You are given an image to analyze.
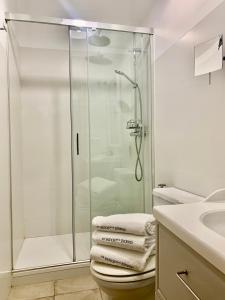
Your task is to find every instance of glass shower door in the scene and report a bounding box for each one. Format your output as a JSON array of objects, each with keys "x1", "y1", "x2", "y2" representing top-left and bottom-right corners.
[
  {"x1": 8, "y1": 15, "x2": 152, "y2": 270},
  {"x1": 69, "y1": 28, "x2": 91, "y2": 262},
  {"x1": 70, "y1": 27, "x2": 152, "y2": 261},
  {"x1": 8, "y1": 20, "x2": 74, "y2": 270},
  {"x1": 86, "y1": 29, "x2": 151, "y2": 220}
]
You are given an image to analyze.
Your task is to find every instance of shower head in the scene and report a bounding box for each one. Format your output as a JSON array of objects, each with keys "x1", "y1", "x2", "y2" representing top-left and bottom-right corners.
[
  {"x1": 89, "y1": 54, "x2": 112, "y2": 65},
  {"x1": 115, "y1": 70, "x2": 123, "y2": 75},
  {"x1": 88, "y1": 30, "x2": 110, "y2": 47},
  {"x1": 114, "y1": 70, "x2": 137, "y2": 87}
]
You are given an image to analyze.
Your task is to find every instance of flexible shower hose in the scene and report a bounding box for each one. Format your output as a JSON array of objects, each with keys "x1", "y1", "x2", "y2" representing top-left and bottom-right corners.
[
  {"x1": 134, "y1": 85, "x2": 143, "y2": 182},
  {"x1": 135, "y1": 134, "x2": 143, "y2": 181}
]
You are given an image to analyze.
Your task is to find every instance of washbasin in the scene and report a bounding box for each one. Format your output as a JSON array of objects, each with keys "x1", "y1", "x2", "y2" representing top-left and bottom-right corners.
[{"x1": 201, "y1": 210, "x2": 225, "y2": 238}]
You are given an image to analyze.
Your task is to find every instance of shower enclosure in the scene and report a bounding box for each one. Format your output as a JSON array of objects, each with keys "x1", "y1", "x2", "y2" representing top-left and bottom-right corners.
[{"x1": 6, "y1": 13, "x2": 153, "y2": 272}]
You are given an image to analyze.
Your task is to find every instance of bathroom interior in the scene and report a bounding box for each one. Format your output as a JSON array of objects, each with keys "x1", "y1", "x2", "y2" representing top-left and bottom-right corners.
[{"x1": 1, "y1": 0, "x2": 225, "y2": 299}]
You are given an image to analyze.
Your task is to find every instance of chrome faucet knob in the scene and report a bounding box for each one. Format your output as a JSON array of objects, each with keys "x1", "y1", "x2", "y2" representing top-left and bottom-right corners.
[{"x1": 126, "y1": 119, "x2": 138, "y2": 129}]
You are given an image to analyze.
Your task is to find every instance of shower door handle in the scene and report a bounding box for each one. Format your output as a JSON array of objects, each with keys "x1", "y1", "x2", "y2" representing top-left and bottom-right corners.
[{"x1": 76, "y1": 133, "x2": 79, "y2": 155}]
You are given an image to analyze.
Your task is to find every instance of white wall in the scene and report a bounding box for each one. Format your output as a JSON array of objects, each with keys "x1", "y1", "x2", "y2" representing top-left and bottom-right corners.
[
  {"x1": 145, "y1": 0, "x2": 224, "y2": 59},
  {"x1": 0, "y1": 31, "x2": 12, "y2": 300},
  {"x1": 155, "y1": 1, "x2": 225, "y2": 197},
  {"x1": 0, "y1": 1, "x2": 12, "y2": 299},
  {"x1": 20, "y1": 45, "x2": 72, "y2": 238}
]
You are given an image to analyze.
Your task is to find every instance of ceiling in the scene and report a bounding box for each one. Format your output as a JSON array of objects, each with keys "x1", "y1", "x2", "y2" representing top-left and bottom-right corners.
[
  {"x1": 11, "y1": 0, "x2": 155, "y2": 27},
  {"x1": 7, "y1": 0, "x2": 225, "y2": 58}
]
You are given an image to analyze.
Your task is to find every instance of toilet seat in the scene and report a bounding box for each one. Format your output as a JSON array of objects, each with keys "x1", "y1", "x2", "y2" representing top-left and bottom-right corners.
[{"x1": 91, "y1": 255, "x2": 155, "y2": 283}]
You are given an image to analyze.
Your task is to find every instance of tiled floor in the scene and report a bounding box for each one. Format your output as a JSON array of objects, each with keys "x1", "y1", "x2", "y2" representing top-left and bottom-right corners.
[{"x1": 9, "y1": 273, "x2": 107, "y2": 300}]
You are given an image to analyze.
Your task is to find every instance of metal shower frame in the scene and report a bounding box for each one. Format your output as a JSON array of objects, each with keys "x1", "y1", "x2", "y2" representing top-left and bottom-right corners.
[{"x1": 5, "y1": 13, "x2": 153, "y2": 34}]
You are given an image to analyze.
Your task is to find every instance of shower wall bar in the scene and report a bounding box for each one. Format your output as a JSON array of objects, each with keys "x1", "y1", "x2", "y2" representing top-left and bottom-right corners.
[{"x1": 5, "y1": 12, "x2": 153, "y2": 34}]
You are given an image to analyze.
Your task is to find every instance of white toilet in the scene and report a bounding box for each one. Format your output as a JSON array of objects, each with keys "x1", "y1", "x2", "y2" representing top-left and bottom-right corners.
[
  {"x1": 91, "y1": 256, "x2": 155, "y2": 300},
  {"x1": 90, "y1": 187, "x2": 204, "y2": 300}
]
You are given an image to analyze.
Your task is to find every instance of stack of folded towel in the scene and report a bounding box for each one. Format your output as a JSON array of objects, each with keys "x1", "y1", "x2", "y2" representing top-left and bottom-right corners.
[{"x1": 90, "y1": 213, "x2": 156, "y2": 272}]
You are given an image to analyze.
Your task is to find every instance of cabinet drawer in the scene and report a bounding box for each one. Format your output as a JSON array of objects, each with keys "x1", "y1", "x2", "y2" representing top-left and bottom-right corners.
[{"x1": 158, "y1": 225, "x2": 225, "y2": 300}]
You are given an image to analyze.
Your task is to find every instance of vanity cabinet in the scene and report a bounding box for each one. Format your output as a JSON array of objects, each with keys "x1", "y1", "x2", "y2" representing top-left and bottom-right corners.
[{"x1": 156, "y1": 224, "x2": 225, "y2": 300}]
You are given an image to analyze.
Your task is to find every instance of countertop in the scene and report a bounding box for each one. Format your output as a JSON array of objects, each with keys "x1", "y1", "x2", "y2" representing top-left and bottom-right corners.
[{"x1": 153, "y1": 202, "x2": 225, "y2": 275}]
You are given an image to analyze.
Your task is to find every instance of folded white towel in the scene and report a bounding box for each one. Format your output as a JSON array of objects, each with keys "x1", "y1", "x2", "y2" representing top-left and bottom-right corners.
[
  {"x1": 92, "y1": 213, "x2": 156, "y2": 236},
  {"x1": 90, "y1": 244, "x2": 155, "y2": 271},
  {"x1": 92, "y1": 231, "x2": 155, "y2": 253}
]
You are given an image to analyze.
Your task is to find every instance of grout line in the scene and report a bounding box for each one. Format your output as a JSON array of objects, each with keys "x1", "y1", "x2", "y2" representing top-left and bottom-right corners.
[
  {"x1": 99, "y1": 288, "x2": 104, "y2": 300},
  {"x1": 53, "y1": 280, "x2": 56, "y2": 296}
]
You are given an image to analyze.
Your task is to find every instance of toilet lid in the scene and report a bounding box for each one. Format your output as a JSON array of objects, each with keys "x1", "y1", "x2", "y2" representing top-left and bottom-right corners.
[{"x1": 91, "y1": 255, "x2": 155, "y2": 277}]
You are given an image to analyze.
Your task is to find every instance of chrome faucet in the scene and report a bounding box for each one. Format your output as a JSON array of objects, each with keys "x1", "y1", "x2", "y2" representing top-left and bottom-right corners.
[{"x1": 126, "y1": 119, "x2": 142, "y2": 137}]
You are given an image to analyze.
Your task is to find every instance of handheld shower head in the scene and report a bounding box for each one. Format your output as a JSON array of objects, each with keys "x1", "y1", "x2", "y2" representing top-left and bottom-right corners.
[
  {"x1": 115, "y1": 69, "x2": 123, "y2": 75},
  {"x1": 114, "y1": 69, "x2": 137, "y2": 87}
]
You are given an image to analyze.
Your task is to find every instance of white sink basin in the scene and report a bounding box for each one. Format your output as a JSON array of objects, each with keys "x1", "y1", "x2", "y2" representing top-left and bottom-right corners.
[
  {"x1": 201, "y1": 210, "x2": 225, "y2": 238},
  {"x1": 154, "y1": 202, "x2": 225, "y2": 276}
]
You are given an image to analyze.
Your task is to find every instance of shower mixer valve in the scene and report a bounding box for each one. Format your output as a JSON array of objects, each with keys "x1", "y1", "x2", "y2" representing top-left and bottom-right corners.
[{"x1": 126, "y1": 119, "x2": 142, "y2": 136}]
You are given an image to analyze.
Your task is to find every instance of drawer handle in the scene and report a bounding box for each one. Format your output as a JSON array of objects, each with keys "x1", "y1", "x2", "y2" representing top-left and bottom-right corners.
[{"x1": 176, "y1": 270, "x2": 201, "y2": 300}]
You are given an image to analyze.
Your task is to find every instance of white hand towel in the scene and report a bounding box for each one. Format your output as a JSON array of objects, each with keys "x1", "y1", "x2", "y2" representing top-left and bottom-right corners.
[
  {"x1": 92, "y1": 231, "x2": 155, "y2": 253},
  {"x1": 92, "y1": 213, "x2": 156, "y2": 236},
  {"x1": 90, "y1": 244, "x2": 155, "y2": 271}
]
